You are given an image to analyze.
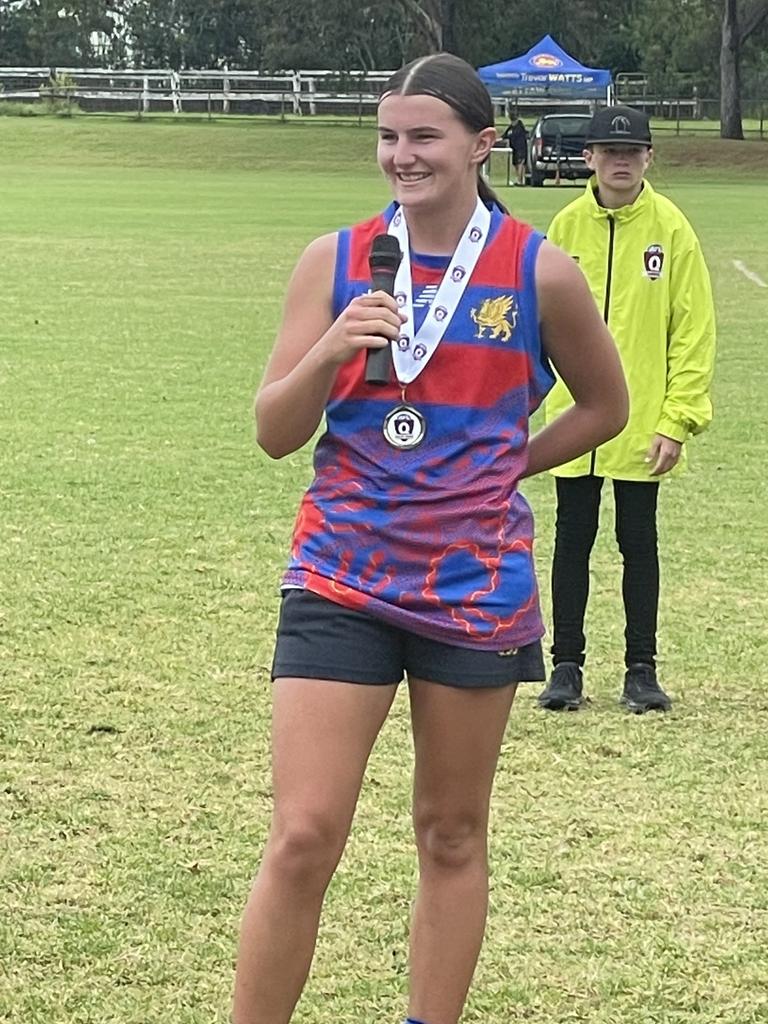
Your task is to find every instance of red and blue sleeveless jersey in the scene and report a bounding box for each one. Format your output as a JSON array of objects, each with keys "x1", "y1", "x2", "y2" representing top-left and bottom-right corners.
[{"x1": 282, "y1": 203, "x2": 555, "y2": 650}]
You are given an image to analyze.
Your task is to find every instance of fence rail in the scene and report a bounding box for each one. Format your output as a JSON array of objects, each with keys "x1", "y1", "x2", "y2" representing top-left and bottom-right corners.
[
  {"x1": 0, "y1": 66, "x2": 396, "y2": 117},
  {"x1": 1, "y1": 66, "x2": 766, "y2": 136}
]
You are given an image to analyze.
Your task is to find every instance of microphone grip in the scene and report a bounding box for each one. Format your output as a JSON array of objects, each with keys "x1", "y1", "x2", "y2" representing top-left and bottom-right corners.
[{"x1": 365, "y1": 269, "x2": 397, "y2": 386}]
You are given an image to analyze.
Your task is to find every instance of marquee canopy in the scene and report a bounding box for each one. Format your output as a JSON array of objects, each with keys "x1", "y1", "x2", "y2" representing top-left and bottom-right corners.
[{"x1": 478, "y1": 35, "x2": 612, "y2": 99}]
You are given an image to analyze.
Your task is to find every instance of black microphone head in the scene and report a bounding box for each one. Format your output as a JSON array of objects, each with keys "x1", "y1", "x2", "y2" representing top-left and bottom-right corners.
[{"x1": 369, "y1": 233, "x2": 402, "y2": 273}]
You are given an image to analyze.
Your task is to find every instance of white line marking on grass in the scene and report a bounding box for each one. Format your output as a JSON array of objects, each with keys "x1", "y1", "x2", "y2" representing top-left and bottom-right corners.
[{"x1": 732, "y1": 260, "x2": 767, "y2": 287}]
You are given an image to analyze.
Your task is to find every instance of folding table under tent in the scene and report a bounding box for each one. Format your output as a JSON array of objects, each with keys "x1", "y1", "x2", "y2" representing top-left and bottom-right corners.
[{"x1": 478, "y1": 34, "x2": 613, "y2": 102}]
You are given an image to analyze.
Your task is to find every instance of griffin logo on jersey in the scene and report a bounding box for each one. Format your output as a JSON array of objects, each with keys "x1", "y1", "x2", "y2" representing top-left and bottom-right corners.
[{"x1": 470, "y1": 295, "x2": 518, "y2": 341}]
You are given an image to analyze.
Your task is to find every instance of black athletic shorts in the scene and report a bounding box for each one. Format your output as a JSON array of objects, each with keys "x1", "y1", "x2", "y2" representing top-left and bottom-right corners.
[{"x1": 271, "y1": 589, "x2": 545, "y2": 689}]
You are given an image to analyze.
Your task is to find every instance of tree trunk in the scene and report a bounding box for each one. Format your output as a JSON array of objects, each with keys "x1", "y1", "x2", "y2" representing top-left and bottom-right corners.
[
  {"x1": 720, "y1": 0, "x2": 744, "y2": 139},
  {"x1": 442, "y1": 0, "x2": 456, "y2": 52},
  {"x1": 397, "y1": 0, "x2": 442, "y2": 51}
]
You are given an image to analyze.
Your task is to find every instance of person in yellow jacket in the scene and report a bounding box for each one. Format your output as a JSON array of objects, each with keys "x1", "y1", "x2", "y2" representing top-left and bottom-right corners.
[{"x1": 537, "y1": 105, "x2": 716, "y2": 713}]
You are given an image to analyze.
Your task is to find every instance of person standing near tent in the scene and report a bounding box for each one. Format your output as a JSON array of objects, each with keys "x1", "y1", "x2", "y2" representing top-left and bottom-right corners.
[
  {"x1": 537, "y1": 105, "x2": 716, "y2": 714},
  {"x1": 501, "y1": 113, "x2": 528, "y2": 185},
  {"x1": 233, "y1": 54, "x2": 628, "y2": 1024}
]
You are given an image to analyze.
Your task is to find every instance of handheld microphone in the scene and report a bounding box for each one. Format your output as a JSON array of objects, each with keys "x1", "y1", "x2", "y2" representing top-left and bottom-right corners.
[{"x1": 365, "y1": 234, "x2": 402, "y2": 386}]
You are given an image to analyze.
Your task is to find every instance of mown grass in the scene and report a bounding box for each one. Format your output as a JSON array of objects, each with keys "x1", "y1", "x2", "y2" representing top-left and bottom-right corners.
[{"x1": 1, "y1": 118, "x2": 767, "y2": 1023}]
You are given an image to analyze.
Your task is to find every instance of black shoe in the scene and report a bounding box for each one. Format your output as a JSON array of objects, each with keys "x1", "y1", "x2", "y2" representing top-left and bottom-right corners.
[
  {"x1": 538, "y1": 662, "x2": 584, "y2": 710},
  {"x1": 620, "y1": 663, "x2": 672, "y2": 713}
]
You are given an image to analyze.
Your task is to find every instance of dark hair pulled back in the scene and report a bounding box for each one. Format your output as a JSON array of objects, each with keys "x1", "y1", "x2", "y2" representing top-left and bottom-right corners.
[{"x1": 381, "y1": 53, "x2": 508, "y2": 214}]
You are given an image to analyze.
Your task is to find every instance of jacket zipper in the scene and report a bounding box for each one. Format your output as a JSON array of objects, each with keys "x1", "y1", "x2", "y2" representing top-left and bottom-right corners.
[{"x1": 590, "y1": 214, "x2": 616, "y2": 476}]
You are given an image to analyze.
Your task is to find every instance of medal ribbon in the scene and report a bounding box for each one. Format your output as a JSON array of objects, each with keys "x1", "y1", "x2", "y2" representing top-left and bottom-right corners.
[{"x1": 387, "y1": 197, "x2": 491, "y2": 385}]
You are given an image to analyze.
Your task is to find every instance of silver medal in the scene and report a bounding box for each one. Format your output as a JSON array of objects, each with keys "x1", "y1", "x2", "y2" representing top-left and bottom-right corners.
[{"x1": 383, "y1": 404, "x2": 426, "y2": 449}]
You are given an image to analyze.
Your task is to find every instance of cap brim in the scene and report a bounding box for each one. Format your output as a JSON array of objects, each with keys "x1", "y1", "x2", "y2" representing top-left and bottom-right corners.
[{"x1": 585, "y1": 137, "x2": 651, "y2": 146}]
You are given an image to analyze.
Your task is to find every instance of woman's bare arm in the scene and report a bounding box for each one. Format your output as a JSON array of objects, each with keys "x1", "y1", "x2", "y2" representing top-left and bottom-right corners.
[
  {"x1": 256, "y1": 233, "x2": 404, "y2": 459},
  {"x1": 525, "y1": 241, "x2": 628, "y2": 478}
]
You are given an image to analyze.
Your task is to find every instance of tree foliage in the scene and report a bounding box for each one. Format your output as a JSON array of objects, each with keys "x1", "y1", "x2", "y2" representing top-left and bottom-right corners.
[
  {"x1": 123, "y1": 0, "x2": 268, "y2": 69},
  {"x1": 0, "y1": 0, "x2": 767, "y2": 126}
]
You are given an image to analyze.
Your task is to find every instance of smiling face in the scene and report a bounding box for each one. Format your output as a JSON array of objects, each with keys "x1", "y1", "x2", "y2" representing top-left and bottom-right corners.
[
  {"x1": 377, "y1": 92, "x2": 496, "y2": 215},
  {"x1": 584, "y1": 143, "x2": 653, "y2": 207}
]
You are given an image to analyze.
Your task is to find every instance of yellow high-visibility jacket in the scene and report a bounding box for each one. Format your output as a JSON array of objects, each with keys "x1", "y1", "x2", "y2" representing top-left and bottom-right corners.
[{"x1": 544, "y1": 178, "x2": 716, "y2": 480}]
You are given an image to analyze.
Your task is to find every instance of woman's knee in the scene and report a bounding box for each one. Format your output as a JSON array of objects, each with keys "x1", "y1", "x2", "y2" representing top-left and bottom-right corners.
[
  {"x1": 264, "y1": 812, "x2": 348, "y2": 889},
  {"x1": 413, "y1": 809, "x2": 487, "y2": 871}
]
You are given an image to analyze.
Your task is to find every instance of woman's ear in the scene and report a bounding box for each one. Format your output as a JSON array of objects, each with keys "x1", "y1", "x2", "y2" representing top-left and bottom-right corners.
[{"x1": 472, "y1": 126, "x2": 498, "y2": 165}]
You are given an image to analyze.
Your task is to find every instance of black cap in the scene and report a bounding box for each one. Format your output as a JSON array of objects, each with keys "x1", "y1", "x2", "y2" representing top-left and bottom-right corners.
[{"x1": 586, "y1": 105, "x2": 652, "y2": 147}]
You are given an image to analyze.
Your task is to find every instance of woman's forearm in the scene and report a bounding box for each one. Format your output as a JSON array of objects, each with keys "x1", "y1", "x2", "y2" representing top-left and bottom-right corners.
[
  {"x1": 523, "y1": 402, "x2": 626, "y2": 478},
  {"x1": 255, "y1": 344, "x2": 341, "y2": 459}
]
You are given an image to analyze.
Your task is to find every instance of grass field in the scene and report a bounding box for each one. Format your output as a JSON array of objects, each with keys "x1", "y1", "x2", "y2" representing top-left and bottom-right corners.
[{"x1": 1, "y1": 118, "x2": 767, "y2": 1024}]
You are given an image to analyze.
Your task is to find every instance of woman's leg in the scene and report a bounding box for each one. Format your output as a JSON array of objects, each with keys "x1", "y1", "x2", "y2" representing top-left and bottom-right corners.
[
  {"x1": 232, "y1": 677, "x2": 397, "y2": 1024},
  {"x1": 406, "y1": 679, "x2": 517, "y2": 1024}
]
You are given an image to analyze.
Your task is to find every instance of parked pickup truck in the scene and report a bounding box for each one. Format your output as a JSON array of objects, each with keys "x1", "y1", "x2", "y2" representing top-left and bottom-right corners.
[{"x1": 527, "y1": 112, "x2": 592, "y2": 187}]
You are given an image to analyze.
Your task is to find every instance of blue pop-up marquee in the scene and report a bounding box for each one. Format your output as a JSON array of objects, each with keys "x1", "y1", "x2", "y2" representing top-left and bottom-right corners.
[{"x1": 478, "y1": 35, "x2": 612, "y2": 99}]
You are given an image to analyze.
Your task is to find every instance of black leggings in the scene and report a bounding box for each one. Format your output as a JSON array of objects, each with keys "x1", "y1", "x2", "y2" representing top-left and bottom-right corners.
[{"x1": 551, "y1": 476, "x2": 660, "y2": 669}]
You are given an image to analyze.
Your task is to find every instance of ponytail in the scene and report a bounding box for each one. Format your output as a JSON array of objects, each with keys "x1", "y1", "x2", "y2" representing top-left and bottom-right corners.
[{"x1": 478, "y1": 172, "x2": 509, "y2": 215}]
